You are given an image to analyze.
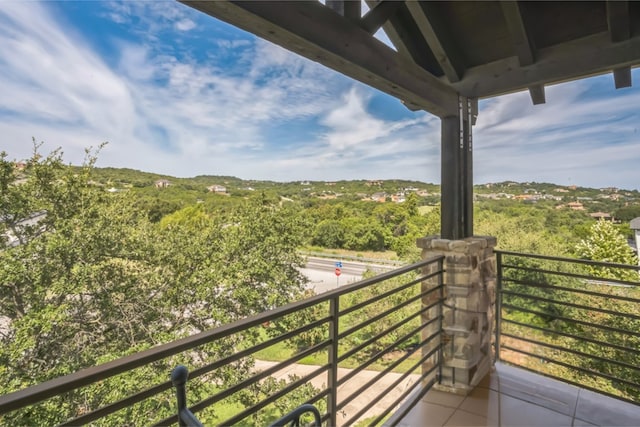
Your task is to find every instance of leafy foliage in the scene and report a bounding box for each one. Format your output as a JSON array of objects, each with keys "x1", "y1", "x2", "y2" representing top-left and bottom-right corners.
[
  {"x1": 575, "y1": 220, "x2": 638, "y2": 281},
  {"x1": 0, "y1": 146, "x2": 311, "y2": 424}
]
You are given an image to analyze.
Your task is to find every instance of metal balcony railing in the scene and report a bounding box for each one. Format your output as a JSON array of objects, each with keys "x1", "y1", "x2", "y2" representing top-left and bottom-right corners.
[
  {"x1": 0, "y1": 256, "x2": 445, "y2": 426},
  {"x1": 495, "y1": 250, "x2": 640, "y2": 404}
]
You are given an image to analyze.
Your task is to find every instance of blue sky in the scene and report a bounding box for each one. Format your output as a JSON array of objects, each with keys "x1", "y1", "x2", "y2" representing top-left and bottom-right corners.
[{"x1": 1, "y1": 1, "x2": 639, "y2": 189}]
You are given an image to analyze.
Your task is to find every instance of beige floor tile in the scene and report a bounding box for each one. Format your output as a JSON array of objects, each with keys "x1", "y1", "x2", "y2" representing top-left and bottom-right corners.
[
  {"x1": 475, "y1": 368, "x2": 500, "y2": 392},
  {"x1": 572, "y1": 418, "x2": 597, "y2": 426},
  {"x1": 392, "y1": 401, "x2": 457, "y2": 427},
  {"x1": 458, "y1": 387, "x2": 500, "y2": 421},
  {"x1": 495, "y1": 365, "x2": 579, "y2": 416},
  {"x1": 500, "y1": 394, "x2": 573, "y2": 426},
  {"x1": 574, "y1": 389, "x2": 640, "y2": 427},
  {"x1": 423, "y1": 389, "x2": 466, "y2": 408},
  {"x1": 444, "y1": 409, "x2": 489, "y2": 426}
]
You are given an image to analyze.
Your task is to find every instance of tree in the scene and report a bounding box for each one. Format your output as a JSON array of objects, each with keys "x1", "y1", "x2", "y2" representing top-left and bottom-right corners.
[
  {"x1": 311, "y1": 219, "x2": 346, "y2": 248},
  {"x1": 575, "y1": 219, "x2": 638, "y2": 281},
  {"x1": 0, "y1": 145, "x2": 309, "y2": 425}
]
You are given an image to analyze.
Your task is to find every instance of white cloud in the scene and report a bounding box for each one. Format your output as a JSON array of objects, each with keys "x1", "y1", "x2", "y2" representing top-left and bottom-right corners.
[
  {"x1": 1, "y1": 1, "x2": 638, "y2": 190},
  {"x1": 175, "y1": 18, "x2": 196, "y2": 32},
  {"x1": 474, "y1": 75, "x2": 640, "y2": 188}
]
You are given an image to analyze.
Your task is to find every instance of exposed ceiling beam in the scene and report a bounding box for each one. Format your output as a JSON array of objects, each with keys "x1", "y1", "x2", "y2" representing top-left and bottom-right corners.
[
  {"x1": 405, "y1": 1, "x2": 465, "y2": 82},
  {"x1": 182, "y1": 1, "x2": 458, "y2": 117},
  {"x1": 326, "y1": 0, "x2": 361, "y2": 22},
  {"x1": 452, "y1": 32, "x2": 640, "y2": 99},
  {"x1": 364, "y1": 0, "x2": 444, "y2": 77},
  {"x1": 528, "y1": 85, "x2": 546, "y2": 105},
  {"x1": 359, "y1": 1, "x2": 403, "y2": 35},
  {"x1": 500, "y1": 1, "x2": 535, "y2": 66},
  {"x1": 607, "y1": 0, "x2": 630, "y2": 43},
  {"x1": 613, "y1": 67, "x2": 632, "y2": 88}
]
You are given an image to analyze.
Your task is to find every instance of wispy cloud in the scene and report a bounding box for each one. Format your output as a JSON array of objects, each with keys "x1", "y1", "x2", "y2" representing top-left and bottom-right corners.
[
  {"x1": 0, "y1": 1, "x2": 638, "y2": 190},
  {"x1": 474, "y1": 75, "x2": 640, "y2": 188}
]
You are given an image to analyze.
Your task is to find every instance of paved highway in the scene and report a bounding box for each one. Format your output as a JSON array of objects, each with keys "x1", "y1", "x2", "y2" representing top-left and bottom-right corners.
[{"x1": 301, "y1": 257, "x2": 396, "y2": 294}]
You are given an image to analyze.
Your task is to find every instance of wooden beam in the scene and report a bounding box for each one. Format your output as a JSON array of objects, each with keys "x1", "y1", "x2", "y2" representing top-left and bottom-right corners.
[
  {"x1": 326, "y1": 0, "x2": 361, "y2": 22},
  {"x1": 452, "y1": 33, "x2": 640, "y2": 99},
  {"x1": 364, "y1": 0, "x2": 444, "y2": 77},
  {"x1": 359, "y1": 1, "x2": 403, "y2": 35},
  {"x1": 613, "y1": 67, "x2": 632, "y2": 88},
  {"x1": 405, "y1": 1, "x2": 465, "y2": 82},
  {"x1": 500, "y1": 1, "x2": 535, "y2": 66},
  {"x1": 182, "y1": 0, "x2": 458, "y2": 117},
  {"x1": 607, "y1": 0, "x2": 630, "y2": 43},
  {"x1": 528, "y1": 84, "x2": 546, "y2": 105}
]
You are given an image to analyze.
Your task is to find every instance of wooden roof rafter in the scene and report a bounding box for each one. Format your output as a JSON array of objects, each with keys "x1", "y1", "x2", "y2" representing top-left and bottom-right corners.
[
  {"x1": 607, "y1": 0, "x2": 633, "y2": 88},
  {"x1": 405, "y1": 1, "x2": 466, "y2": 83},
  {"x1": 499, "y1": 1, "x2": 545, "y2": 104},
  {"x1": 183, "y1": 0, "x2": 640, "y2": 115},
  {"x1": 183, "y1": 0, "x2": 458, "y2": 117}
]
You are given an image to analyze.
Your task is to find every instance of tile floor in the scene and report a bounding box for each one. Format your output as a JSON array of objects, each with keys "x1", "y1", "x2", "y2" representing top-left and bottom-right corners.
[{"x1": 385, "y1": 363, "x2": 639, "y2": 426}]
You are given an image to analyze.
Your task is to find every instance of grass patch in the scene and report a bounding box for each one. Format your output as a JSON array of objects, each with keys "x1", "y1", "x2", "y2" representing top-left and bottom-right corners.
[
  {"x1": 301, "y1": 246, "x2": 400, "y2": 261},
  {"x1": 255, "y1": 337, "x2": 423, "y2": 375},
  {"x1": 418, "y1": 205, "x2": 436, "y2": 214}
]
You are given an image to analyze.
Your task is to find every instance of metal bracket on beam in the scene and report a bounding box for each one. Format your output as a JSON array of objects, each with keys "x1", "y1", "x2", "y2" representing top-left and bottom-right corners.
[
  {"x1": 613, "y1": 67, "x2": 632, "y2": 89},
  {"x1": 326, "y1": 0, "x2": 361, "y2": 22},
  {"x1": 528, "y1": 84, "x2": 546, "y2": 105}
]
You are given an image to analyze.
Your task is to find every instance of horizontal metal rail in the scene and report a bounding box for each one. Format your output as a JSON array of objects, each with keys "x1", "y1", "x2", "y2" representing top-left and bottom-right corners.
[
  {"x1": 373, "y1": 364, "x2": 438, "y2": 427},
  {"x1": 502, "y1": 360, "x2": 640, "y2": 406},
  {"x1": 501, "y1": 289, "x2": 640, "y2": 320},
  {"x1": 501, "y1": 332, "x2": 640, "y2": 374},
  {"x1": 496, "y1": 250, "x2": 640, "y2": 404},
  {"x1": 501, "y1": 274, "x2": 640, "y2": 304},
  {"x1": 1, "y1": 255, "x2": 445, "y2": 426},
  {"x1": 342, "y1": 345, "x2": 440, "y2": 426},
  {"x1": 501, "y1": 343, "x2": 640, "y2": 391},
  {"x1": 502, "y1": 318, "x2": 639, "y2": 355},
  {"x1": 496, "y1": 250, "x2": 640, "y2": 272},
  {"x1": 502, "y1": 303, "x2": 640, "y2": 338},
  {"x1": 501, "y1": 263, "x2": 640, "y2": 288}
]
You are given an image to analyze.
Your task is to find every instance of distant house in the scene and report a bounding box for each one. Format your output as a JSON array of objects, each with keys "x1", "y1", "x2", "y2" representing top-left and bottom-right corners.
[
  {"x1": 554, "y1": 188, "x2": 569, "y2": 193},
  {"x1": 567, "y1": 202, "x2": 585, "y2": 210},
  {"x1": 391, "y1": 193, "x2": 406, "y2": 203},
  {"x1": 154, "y1": 179, "x2": 171, "y2": 188},
  {"x1": 590, "y1": 212, "x2": 613, "y2": 221},
  {"x1": 208, "y1": 185, "x2": 227, "y2": 194},
  {"x1": 371, "y1": 192, "x2": 387, "y2": 202},
  {"x1": 14, "y1": 161, "x2": 27, "y2": 171}
]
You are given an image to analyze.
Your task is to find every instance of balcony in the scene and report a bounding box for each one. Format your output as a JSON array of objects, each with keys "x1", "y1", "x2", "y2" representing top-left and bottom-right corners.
[{"x1": 0, "y1": 247, "x2": 638, "y2": 426}]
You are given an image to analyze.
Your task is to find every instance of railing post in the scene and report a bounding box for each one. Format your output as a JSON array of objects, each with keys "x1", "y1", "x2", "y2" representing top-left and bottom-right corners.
[
  {"x1": 495, "y1": 252, "x2": 503, "y2": 362},
  {"x1": 171, "y1": 365, "x2": 204, "y2": 427},
  {"x1": 437, "y1": 258, "x2": 444, "y2": 384},
  {"x1": 171, "y1": 365, "x2": 189, "y2": 427},
  {"x1": 328, "y1": 296, "x2": 340, "y2": 427}
]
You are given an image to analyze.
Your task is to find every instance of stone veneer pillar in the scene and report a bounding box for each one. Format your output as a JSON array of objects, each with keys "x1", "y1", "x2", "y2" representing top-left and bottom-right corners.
[{"x1": 417, "y1": 235, "x2": 497, "y2": 394}]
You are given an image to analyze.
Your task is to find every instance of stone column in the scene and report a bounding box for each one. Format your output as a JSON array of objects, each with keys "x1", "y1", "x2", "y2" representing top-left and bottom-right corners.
[{"x1": 417, "y1": 235, "x2": 497, "y2": 394}]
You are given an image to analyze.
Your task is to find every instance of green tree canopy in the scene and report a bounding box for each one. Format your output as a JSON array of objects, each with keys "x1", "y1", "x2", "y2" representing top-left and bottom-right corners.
[
  {"x1": 575, "y1": 219, "x2": 638, "y2": 281},
  {"x1": 0, "y1": 146, "x2": 308, "y2": 424}
]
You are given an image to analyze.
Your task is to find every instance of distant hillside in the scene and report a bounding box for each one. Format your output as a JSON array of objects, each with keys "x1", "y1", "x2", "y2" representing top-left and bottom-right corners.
[{"x1": 84, "y1": 166, "x2": 640, "y2": 198}]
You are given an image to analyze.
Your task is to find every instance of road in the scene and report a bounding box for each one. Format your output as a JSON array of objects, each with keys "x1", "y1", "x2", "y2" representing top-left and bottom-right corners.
[{"x1": 300, "y1": 257, "x2": 396, "y2": 294}]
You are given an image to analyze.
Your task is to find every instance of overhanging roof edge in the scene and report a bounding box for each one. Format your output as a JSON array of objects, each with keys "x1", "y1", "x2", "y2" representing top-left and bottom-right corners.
[{"x1": 181, "y1": 0, "x2": 459, "y2": 117}]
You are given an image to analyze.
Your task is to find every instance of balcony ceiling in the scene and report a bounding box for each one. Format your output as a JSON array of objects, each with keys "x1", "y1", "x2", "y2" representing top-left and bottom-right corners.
[{"x1": 181, "y1": 1, "x2": 640, "y2": 118}]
